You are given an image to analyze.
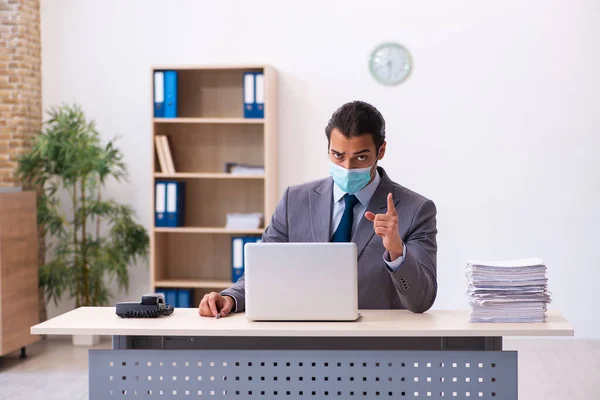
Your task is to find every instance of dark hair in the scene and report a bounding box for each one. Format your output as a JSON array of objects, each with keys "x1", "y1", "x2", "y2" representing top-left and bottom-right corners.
[{"x1": 325, "y1": 101, "x2": 386, "y2": 151}]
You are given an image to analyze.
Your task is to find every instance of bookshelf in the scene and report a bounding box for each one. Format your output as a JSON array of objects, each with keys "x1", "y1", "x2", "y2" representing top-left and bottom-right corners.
[{"x1": 150, "y1": 65, "x2": 277, "y2": 302}]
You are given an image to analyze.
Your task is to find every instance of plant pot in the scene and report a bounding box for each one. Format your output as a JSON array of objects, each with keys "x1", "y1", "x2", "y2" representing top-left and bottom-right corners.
[{"x1": 72, "y1": 334, "x2": 100, "y2": 347}]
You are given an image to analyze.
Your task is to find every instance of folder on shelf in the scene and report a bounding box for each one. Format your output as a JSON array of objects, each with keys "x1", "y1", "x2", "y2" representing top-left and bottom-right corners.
[
  {"x1": 231, "y1": 237, "x2": 244, "y2": 282},
  {"x1": 177, "y1": 289, "x2": 193, "y2": 308},
  {"x1": 243, "y1": 72, "x2": 265, "y2": 119},
  {"x1": 164, "y1": 70, "x2": 178, "y2": 118},
  {"x1": 156, "y1": 288, "x2": 178, "y2": 308},
  {"x1": 231, "y1": 236, "x2": 262, "y2": 282},
  {"x1": 243, "y1": 72, "x2": 255, "y2": 118},
  {"x1": 154, "y1": 71, "x2": 165, "y2": 118},
  {"x1": 255, "y1": 72, "x2": 265, "y2": 118},
  {"x1": 154, "y1": 182, "x2": 167, "y2": 227},
  {"x1": 165, "y1": 181, "x2": 185, "y2": 227}
]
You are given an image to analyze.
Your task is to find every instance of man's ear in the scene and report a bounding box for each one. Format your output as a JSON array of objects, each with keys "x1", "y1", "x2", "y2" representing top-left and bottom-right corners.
[{"x1": 378, "y1": 141, "x2": 387, "y2": 160}]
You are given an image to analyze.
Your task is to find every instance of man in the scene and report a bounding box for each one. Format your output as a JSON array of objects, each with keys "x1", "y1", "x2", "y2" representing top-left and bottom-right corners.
[{"x1": 198, "y1": 101, "x2": 438, "y2": 317}]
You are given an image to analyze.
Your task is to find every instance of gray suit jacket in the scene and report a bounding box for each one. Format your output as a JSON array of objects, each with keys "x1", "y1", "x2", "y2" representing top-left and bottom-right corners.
[{"x1": 221, "y1": 167, "x2": 438, "y2": 313}]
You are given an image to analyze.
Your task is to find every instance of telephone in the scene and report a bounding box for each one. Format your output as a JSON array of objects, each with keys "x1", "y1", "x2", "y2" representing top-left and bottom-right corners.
[{"x1": 116, "y1": 293, "x2": 175, "y2": 318}]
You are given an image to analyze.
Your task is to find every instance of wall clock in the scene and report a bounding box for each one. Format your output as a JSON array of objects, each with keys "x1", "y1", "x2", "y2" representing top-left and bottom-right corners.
[{"x1": 369, "y1": 42, "x2": 412, "y2": 86}]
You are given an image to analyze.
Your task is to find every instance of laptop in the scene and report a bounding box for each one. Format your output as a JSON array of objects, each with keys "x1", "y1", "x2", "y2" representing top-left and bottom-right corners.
[{"x1": 244, "y1": 242, "x2": 359, "y2": 321}]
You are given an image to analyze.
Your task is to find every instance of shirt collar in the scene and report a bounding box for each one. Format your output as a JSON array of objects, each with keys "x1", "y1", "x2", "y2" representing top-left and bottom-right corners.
[{"x1": 333, "y1": 169, "x2": 381, "y2": 208}]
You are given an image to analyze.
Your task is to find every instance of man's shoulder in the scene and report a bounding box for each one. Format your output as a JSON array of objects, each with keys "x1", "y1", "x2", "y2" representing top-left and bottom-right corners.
[
  {"x1": 382, "y1": 170, "x2": 435, "y2": 211},
  {"x1": 285, "y1": 176, "x2": 332, "y2": 197},
  {"x1": 391, "y1": 180, "x2": 432, "y2": 205}
]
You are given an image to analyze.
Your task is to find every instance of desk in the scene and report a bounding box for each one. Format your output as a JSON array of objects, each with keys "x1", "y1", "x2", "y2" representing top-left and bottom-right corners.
[{"x1": 31, "y1": 308, "x2": 573, "y2": 399}]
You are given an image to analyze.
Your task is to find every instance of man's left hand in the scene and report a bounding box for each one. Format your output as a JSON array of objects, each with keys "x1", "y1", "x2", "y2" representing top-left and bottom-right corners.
[{"x1": 365, "y1": 193, "x2": 404, "y2": 261}]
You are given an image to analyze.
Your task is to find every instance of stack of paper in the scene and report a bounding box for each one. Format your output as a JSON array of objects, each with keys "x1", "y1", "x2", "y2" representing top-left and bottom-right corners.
[
  {"x1": 230, "y1": 165, "x2": 265, "y2": 176},
  {"x1": 465, "y1": 257, "x2": 551, "y2": 323},
  {"x1": 225, "y1": 213, "x2": 263, "y2": 230}
]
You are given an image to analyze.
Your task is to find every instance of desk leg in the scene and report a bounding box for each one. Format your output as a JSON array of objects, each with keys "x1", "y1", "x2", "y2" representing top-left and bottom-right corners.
[{"x1": 92, "y1": 336, "x2": 516, "y2": 399}]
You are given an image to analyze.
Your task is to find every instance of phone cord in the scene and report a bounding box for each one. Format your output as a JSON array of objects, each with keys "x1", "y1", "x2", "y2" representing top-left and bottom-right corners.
[{"x1": 116, "y1": 304, "x2": 175, "y2": 318}]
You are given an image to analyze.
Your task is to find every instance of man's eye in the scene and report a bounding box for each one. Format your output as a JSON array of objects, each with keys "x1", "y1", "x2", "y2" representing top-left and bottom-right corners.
[
  {"x1": 333, "y1": 153, "x2": 342, "y2": 159},
  {"x1": 357, "y1": 155, "x2": 367, "y2": 161}
]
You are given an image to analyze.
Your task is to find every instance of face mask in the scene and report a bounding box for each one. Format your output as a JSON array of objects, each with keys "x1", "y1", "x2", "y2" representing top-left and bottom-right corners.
[{"x1": 329, "y1": 159, "x2": 376, "y2": 194}]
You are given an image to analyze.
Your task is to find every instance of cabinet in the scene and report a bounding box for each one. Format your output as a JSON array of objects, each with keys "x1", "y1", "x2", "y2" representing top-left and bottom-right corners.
[{"x1": 0, "y1": 191, "x2": 39, "y2": 356}]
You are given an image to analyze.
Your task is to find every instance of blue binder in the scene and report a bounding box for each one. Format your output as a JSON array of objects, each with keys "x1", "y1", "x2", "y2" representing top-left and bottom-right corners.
[
  {"x1": 157, "y1": 288, "x2": 178, "y2": 308},
  {"x1": 243, "y1": 72, "x2": 265, "y2": 118},
  {"x1": 243, "y1": 72, "x2": 255, "y2": 118},
  {"x1": 164, "y1": 70, "x2": 178, "y2": 118},
  {"x1": 154, "y1": 182, "x2": 167, "y2": 227},
  {"x1": 231, "y1": 236, "x2": 244, "y2": 282},
  {"x1": 254, "y1": 72, "x2": 264, "y2": 118},
  {"x1": 231, "y1": 236, "x2": 262, "y2": 282},
  {"x1": 177, "y1": 289, "x2": 193, "y2": 308},
  {"x1": 154, "y1": 71, "x2": 165, "y2": 118},
  {"x1": 165, "y1": 181, "x2": 185, "y2": 227}
]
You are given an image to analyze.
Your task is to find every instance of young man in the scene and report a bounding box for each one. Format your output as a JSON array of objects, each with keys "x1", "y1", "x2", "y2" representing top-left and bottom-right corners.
[{"x1": 198, "y1": 101, "x2": 438, "y2": 317}]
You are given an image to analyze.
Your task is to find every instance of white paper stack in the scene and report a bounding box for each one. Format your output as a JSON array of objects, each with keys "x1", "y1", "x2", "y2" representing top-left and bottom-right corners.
[
  {"x1": 225, "y1": 213, "x2": 264, "y2": 230},
  {"x1": 465, "y1": 257, "x2": 551, "y2": 323},
  {"x1": 230, "y1": 165, "x2": 265, "y2": 176}
]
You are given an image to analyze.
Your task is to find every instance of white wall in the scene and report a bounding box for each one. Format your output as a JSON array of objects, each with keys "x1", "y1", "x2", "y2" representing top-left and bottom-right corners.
[{"x1": 40, "y1": 0, "x2": 600, "y2": 338}]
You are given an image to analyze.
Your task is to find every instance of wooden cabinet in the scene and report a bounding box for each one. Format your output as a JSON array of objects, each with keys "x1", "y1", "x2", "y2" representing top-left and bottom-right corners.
[{"x1": 0, "y1": 191, "x2": 40, "y2": 356}]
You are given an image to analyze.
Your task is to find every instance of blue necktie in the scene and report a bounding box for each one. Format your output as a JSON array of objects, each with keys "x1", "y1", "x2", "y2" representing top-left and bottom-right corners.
[{"x1": 331, "y1": 194, "x2": 360, "y2": 242}]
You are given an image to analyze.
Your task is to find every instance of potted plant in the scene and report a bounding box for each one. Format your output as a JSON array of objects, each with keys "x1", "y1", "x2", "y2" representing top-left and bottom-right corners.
[{"x1": 16, "y1": 103, "x2": 149, "y2": 345}]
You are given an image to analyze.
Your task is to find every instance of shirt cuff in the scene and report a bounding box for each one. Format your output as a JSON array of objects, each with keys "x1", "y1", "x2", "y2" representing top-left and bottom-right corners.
[
  {"x1": 383, "y1": 247, "x2": 407, "y2": 272},
  {"x1": 220, "y1": 292, "x2": 238, "y2": 313}
]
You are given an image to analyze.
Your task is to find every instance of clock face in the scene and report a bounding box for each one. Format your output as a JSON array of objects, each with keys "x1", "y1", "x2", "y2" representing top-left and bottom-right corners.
[{"x1": 369, "y1": 42, "x2": 412, "y2": 86}]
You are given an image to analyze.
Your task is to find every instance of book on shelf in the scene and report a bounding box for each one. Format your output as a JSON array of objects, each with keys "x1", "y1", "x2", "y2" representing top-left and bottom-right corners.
[{"x1": 155, "y1": 134, "x2": 175, "y2": 174}]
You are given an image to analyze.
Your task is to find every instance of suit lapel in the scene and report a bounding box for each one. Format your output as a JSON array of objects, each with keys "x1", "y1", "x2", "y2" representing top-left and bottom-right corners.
[
  {"x1": 352, "y1": 167, "x2": 399, "y2": 257},
  {"x1": 309, "y1": 178, "x2": 333, "y2": 242}
]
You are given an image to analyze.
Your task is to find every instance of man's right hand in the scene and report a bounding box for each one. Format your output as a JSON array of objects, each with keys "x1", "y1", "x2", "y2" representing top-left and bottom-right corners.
[{"x1": 198, "y1": 292, "x2": 235, "y2": 317}]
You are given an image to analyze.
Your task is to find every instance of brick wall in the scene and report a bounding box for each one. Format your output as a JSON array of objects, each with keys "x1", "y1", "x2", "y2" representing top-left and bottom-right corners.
[
  {"x1": 0, "y1": 0, "x2": 42, "y2": 186},
  {"x1": 0, "y1": 0, "x2": 45, "y2": 322}
]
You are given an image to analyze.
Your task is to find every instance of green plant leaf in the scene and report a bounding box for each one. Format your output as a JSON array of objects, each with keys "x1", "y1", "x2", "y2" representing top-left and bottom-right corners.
[{"x1": 16, "y1": 103, "x2": 149, "y2": 307}]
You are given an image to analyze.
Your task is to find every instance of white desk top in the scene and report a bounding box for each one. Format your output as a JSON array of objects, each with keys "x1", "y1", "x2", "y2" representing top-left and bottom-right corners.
[{"x1": 30, "y1": 307, "x2": 573, "y2": 338}]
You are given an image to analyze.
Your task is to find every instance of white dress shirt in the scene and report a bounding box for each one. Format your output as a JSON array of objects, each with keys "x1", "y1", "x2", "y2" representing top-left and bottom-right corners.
[{"x1": 331, "y1": 170, "x2": 406, "y2": 271}]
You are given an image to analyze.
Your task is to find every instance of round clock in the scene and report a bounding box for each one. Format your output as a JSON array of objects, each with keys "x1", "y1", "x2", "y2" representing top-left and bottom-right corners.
[{"x1": 369, "y1": 42, "x2": 412, "y2": 86}]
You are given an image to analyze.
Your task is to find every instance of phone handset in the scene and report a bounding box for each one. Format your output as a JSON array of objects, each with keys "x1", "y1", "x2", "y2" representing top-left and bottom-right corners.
[{"x1": 116, "y1": 293, "x2": 175, "y2": 318}]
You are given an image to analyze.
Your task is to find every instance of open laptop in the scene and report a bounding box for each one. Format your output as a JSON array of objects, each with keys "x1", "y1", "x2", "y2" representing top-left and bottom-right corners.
[{"x1": 244, "y1": 242, "x2": 359, "y2": 321}]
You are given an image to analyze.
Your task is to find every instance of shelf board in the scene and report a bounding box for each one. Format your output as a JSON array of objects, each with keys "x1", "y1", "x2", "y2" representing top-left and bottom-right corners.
[
  {"x1": 154, "y1": 173, "x2": 264, "y2": 179},
  {"x1": 154, "y1": 117, "x2": 264, "y2": 124},
  {"x1": 154, "y1": 279, "x2": 233, "y2": 289},
  {"x1": 152, "y1": 64, "x2": 267, "y2": 71},
  {"x1": 154, "y1": 227, "x2": 264, "y2": 234}
]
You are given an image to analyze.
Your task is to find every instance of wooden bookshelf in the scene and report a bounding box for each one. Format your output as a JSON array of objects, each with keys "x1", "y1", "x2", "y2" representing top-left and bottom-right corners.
[{"x1": 150, "y1": 65, "x2": 277, "y2": 297}]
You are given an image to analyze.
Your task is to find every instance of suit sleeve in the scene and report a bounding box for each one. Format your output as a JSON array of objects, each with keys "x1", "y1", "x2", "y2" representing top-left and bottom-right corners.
[
  {"x1": 387, "y1": 199, "x2": 438, "y2": 313},
  {"x1": 220, "y1": 187, "x2": 290, "y2": 312}
]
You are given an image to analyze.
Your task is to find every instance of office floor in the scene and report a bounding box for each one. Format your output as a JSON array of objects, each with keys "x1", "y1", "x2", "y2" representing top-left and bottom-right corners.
[{"x1": 0, "y1": 337, "x2": 598, "y2": 400}]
